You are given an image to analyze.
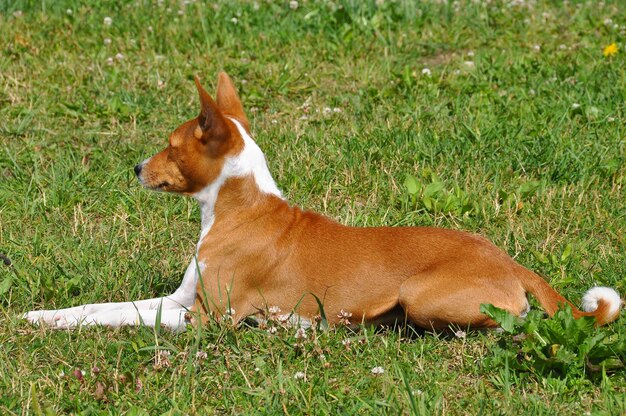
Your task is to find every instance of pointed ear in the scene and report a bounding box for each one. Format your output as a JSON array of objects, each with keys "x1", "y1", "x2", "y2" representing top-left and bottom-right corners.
[
  {"x1": 216, "y1": 72, "x2": 250, "y2": 132},
  {"x1": 194, "y1": 75, "x2": 231, "y2": 155}
]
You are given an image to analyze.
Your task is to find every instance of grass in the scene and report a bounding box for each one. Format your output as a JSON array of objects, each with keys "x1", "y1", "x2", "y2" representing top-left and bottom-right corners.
[{"x1": 1, "y1": 0, "x2": 625, "y2": 413}]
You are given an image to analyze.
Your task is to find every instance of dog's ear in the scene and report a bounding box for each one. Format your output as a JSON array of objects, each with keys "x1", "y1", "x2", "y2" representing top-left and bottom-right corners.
[
  {"x1": 216, "y1": 72, "x2": 250, "y2": 132},
  {"x1": 194, "y1": 75, "x2": 231, "y2": 155}
]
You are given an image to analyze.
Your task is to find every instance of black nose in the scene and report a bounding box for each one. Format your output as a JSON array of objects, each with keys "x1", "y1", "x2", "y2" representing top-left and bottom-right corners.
[{"x1": 134, "y1": 164, "x2": 142, "y2": 176}]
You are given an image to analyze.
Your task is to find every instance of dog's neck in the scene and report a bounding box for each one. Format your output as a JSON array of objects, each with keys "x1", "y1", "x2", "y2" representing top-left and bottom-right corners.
[{"x1": 193, "y1": 118, "x2": 282, "y2": 247}]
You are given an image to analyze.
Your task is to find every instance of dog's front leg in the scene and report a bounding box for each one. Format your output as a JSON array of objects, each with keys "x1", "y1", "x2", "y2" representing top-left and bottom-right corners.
[
  {"x1": 23, "y1": 258, "x2": 202, "y2": 332},
  {"x1": 28, "y1": 304, "x2": 191, "y2": 332}
]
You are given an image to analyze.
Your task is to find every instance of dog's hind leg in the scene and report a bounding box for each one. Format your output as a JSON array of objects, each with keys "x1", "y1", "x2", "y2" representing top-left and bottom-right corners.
[{"x1": 398, "y1": 268, "x2": 529, "y2": 330}]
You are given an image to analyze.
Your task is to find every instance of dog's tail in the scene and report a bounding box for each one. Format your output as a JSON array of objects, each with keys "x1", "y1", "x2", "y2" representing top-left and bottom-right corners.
[{"x1": 521, "y1": 268, "x2": 622, "y2": 326}]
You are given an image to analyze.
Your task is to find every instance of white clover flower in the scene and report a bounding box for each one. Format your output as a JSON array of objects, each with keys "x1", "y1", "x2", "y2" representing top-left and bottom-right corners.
[
  {"x1": 467, "y1": 50, "x2": 475, "y2": 57},
  {"x1": 454, "y1": 330, "x2": 467, "y2": 339},
  {"x1": 289, "y1": 1, "x2": 298, "y2": 10},
  {"x1": 103, "y1": 16, "x2": 112, "y2": 26},
  {"x1": 421, "y1": 68, "x2": 432, "y2": 76},
  {"x1": 268, "y1": 306, "x2": 282, "y2": 315},
  {"x1": 277, "y1": 313, "x2": 291, "y2": 323},
  {"x1": 604, "y1": 18, "x2": 613, "y2": 26},
  {"x1": 195, "y1": 351, "x2": 208, "y2": 360},
  {"x1": 294, "y1": 371, "x2": 306, "y2": 380},
  {"x1": 337, "y1": 309, "x2": 352, "y2": 319},
  {"x1": 115, "y1": 53, "x2": 124, "y2": 61},
  {"x1": 371, "y1": 366, "x2": 385, "y2": 375},
  {"x1": 104, "y1": 38, "x2": 112, "y2": 46},
  {"x1": 155, "y1": 350, "x2": 172, "y2": 369},
  {"x1": 295, "y1": 327, "x2": 307, "y2": 340},
  {"x1": 463, "y1": 61, "x2": 475, "y2": 68},
  {"x1": 106, "y1": 57, "x2": 114, "y2": 66},
  {"x1": 533, "y1": 44, "x2": 541, "y2": 52},
  {"x1": 267, "y1": 326, "x2": 278, "y2": 334},
  {"x1": 571, "y1": 103, "x2": 581, "y2": 110},
  {"x1": 337, "y1": 309, "x2": 353, "y2": 325},
  {"x1": 231, "y1": 17, "x2": 238, "y2": 24},
  {"x1": 66, "y1": 9, "x2": 73, "y2": 15}
]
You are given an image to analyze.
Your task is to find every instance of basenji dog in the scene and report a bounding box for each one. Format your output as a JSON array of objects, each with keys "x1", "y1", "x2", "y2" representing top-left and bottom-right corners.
[{"x1": 25, "y1": 73, "x2": 622, "y2": 332}]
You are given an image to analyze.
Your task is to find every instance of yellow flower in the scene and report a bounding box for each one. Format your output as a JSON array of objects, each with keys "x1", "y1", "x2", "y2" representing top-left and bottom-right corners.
[{"x1": 603, "y1": 43, "x2": 618, "y2": 57}]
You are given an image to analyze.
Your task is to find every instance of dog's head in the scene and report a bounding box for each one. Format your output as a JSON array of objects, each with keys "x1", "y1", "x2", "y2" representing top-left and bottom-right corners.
[{"x1": 135, "y1": 73, "x2": 250, "y2": 195}]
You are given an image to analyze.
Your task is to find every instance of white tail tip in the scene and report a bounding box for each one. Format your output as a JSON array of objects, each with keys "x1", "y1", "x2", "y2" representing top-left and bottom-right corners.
[{"x1": 581, "y1": 286, "x2": 622, "y2": 316}]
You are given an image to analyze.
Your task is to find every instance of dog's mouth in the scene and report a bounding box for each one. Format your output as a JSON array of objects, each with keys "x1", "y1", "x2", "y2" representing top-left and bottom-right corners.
[
  {"x1": 136, "y1": 174, "x2": 171, "y2": 191},
  {"x1": 156, "y1": 181, "x2": 170, "y2": 190},
  {"x1": 143, "y1": 180, "x2": 171, "y2": 191}
]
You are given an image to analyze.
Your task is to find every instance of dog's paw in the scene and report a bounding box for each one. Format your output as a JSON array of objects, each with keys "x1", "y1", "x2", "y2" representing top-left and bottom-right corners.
[
  {"x1": 23, "y1": 309, "x2": 86, "y2": 329},
  {"x1": 23, "y1": 310, "x2": 58, "y2": 325}
]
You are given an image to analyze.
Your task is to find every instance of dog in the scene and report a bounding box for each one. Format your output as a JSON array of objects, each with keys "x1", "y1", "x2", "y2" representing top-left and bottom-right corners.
[{"x1": 25, "y1": 72, "x2": 622, "y2": 331}]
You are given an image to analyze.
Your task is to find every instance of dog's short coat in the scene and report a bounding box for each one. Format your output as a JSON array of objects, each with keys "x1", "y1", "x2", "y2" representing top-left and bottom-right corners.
[{"x1": 25, "y1": 73, "x2": 622, "y2": 331}]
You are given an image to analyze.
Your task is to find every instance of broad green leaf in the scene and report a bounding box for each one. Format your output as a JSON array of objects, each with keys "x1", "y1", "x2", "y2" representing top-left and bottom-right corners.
[
  {"x1": 422, "y1": 196, "x2": 432, "y2": 210},
  {"x1": 403, "y1": 174, "x2": 419, "y2": 195},
  {"x1": 561, "y1": 243, "x2": 573, "y2": 262},
  {"x1": 529, "y1": 248, "x2": 548, "y2": 264},
  {"x1": 424, "y1": 181, "x2": 444, "y2": 198},
  {"x1": 0, "y1": 276, "x2": 12, "y2": 296},
  {"x1": 479, "y1": 304, "x2": 518, "y2": 333}
]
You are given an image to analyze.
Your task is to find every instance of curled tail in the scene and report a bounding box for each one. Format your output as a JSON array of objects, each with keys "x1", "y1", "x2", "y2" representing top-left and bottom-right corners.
[{"x1": 521, "y1": 269, "x2": 622, "y2": 326}]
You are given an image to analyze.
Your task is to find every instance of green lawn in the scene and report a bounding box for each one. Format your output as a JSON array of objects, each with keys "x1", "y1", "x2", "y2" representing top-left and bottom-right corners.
[{"x1": 1, "y1": 0, "x2": 625, "y2": 414}]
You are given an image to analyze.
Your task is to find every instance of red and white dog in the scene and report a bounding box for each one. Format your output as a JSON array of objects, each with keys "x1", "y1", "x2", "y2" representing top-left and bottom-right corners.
[{"x1": 25, "y1": 73, "x2": 622, "y2": 331}]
